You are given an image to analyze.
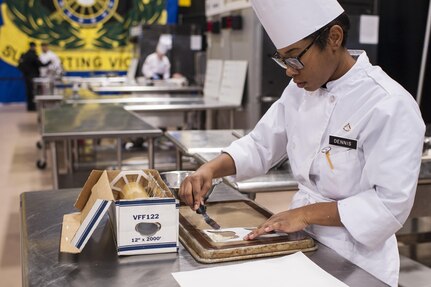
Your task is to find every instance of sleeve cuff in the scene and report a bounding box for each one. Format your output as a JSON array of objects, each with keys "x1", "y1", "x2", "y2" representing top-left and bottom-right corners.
[{"x1": 338, "y1": 189, "x2": 402, "y2": 247}]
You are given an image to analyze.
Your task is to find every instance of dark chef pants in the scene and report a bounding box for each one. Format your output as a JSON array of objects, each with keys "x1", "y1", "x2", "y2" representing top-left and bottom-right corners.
[{"x1": 24, "y1": 77, "x2": 36, "y2": 111}]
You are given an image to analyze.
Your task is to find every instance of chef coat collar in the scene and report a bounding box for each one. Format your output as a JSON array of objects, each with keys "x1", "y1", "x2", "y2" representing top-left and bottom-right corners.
[{"x1": 324, "y1": 50, "x2": 371, "y2": 95}]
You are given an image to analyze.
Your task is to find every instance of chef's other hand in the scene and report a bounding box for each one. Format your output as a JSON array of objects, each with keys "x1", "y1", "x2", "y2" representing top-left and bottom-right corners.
[
  {"x1": 178, "y1": 167, "x2": 213, "y2": 211},
  {"x1": 244, "y1": 208, "x2": 308, "y2": 240},
  {"x1": 244, "y1": 202, "x2": 342, "y2": 240}
]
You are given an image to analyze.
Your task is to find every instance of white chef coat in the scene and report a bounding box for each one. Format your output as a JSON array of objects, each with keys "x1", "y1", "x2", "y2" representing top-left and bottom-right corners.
[
  {"x1": 40, "y1": 50, "x2": 62, "y2": 78},
  {"x1": 142, "y1": 52, "x2": 171, "y2": 80},
  {"x1": 224, "y1": 51, "x2": 425, "y2": 287}
]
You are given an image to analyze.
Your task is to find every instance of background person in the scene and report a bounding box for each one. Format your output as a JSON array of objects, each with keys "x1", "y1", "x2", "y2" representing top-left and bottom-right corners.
[
  {"x1": 40, "y1": 43, "x2": 63, "y2": 79},
  {"x1": 142, "y1": 43, "x2": 171, "y2": 80},
  {"x1": 18, "y1": 42, "x2": 51, "y2": 111},
  {"x1": 178, "y1": 0, "x2": 425, "y2": 286}
]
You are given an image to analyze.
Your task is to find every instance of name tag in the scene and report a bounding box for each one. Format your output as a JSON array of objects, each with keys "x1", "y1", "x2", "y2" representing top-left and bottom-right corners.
[{"x1": 329, "y1": 136, "x2": 357, "y2": 149}]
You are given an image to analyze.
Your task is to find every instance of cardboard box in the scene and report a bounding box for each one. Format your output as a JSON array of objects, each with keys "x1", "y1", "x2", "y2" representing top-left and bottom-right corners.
[{"x1": 60, "y1": 169, "x2": 179, "y2": 256}]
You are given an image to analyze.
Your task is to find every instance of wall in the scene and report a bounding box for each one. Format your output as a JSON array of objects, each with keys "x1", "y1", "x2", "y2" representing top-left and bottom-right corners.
[
  {"x1": 207, "y1": 7, "x2": 263, "y2": 129},
  {"x1": 378, "y1": 0, "x2": 431, "y2": 124}
]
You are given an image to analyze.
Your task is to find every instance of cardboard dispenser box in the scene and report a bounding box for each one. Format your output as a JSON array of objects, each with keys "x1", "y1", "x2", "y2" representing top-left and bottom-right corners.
[{"x1": 60, "y1": 169, "x2": 179, "y2": 256}]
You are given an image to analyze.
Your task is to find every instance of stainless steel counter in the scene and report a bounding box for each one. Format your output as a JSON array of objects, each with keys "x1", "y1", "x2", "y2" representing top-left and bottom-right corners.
[
  {"x1": 42, "y1": 104, "x2": 162, "y2": 189},
  {"x1": 165, "y1": 130, "x2": 241, "y2": 170},
  {"x1": 64, "y1": 95, "x2": 202, "y2": 105},
  {"x1": 165, "y1": 130, "x2": 296, "y2": 196},
  {"x1": 20, "y1": 186, "x2": 388, "y2": 287},
  {"x1": 194, "y1": 152, "x2": 298, "y2": 194},
  {"x1": 92, "y1": 84, "x2": 203, "y2": 94},
  {"x1": 165, "y1": 130, "x2": 242, "y2": 154},
  {"x1": 36, "y1": 94, "x2": 239, "y2": 130},
  {"x1": 62, "y1": 76, "x2": 128, "y2": 85},
  {"x1": 34, "y1": 95, "x2": 65, "y2": 169},
  {"x1": 125, "y1": 98, "x2": 240, "y2": 112},
  {"x1": 36, "y1": 94, "x2": 206, "y2": 106},
  {"x1": 126, "y1": 99, "x2": 240, "y2": 129}
]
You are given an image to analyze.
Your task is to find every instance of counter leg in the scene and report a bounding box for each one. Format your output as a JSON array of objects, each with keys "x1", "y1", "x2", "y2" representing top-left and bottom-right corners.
[
  {"x1": 62, "y1": 140, "x2": 68, "y2": 173},
  {"x1": 50, "y1": 141, "x2": 59, "y2": 189},
  {"x1": 67, "y1": 140, "x2": 73, "y2": 173},
  {"x1": 410, "y1": 218, "x2": 419, "y2": 260},
  {"x1": 72, "y1": 139, "x2": 78, "y2": 165},
  {"x1": 148, "y1": 137, "x2": 154, "y2": 169},
  {"x1": 230, "y1": 109, "x2": 235, "y2": 129},
  {"x1": 183, "y1": 112, "x2": 188, "y2": 129},
  {"x1": 206, "y1": 110, "x2": 213, "y2": 129},
  {"x1": 117, "y1": 137, "x2": 122, "y2": 169},
  {"x1": 176, "y1": 149, "x2": 183, "y2": 170}
]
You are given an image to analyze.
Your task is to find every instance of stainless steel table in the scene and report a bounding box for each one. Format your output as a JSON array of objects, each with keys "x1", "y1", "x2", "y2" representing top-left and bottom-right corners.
[
  {"x1": 126, "y1": 99, "x2": 240, "y2": 129},
  {"x1": 164, "y1": 129, "x2": 242, "y2": 169},
  {"x1": 34, "y1": 95, "x2": 64, "y2": 169},
  {"x1": 165, "y1": 130, "x2": 296, "y2": 197},
  {"x1": 62, "y1": 76, "x2": 128, "y2": 85},
  {"x1": 65, "y1": 95, "x2": 203, "y2": 105},
  {"x1": 35, "y1": 93, "x2": 205, "y2": 107},
  {"x1": 62, "y1": 97, "x2": 237, "y2": 129},
  {"x1": 92, "y1": 84, "x2": 203, "y2": 94},
  {"x1": 20, "y1": 186, "x2": 388, "y2": 287},
  {"x1": 42, "y1": 104, "x2": 162, "y2": 189}
]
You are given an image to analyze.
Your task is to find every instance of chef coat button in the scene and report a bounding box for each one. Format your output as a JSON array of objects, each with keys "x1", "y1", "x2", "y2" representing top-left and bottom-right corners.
[
  {"x1": 329, "y1": 95, "x2": 336, "y2": 103},
  {"x1": 292, "y1": 143, "x2": 296, "y2": 149}
]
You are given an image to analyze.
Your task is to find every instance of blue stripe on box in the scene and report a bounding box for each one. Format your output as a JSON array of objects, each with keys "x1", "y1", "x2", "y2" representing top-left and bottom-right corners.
[
  {"x1": 116, "y1": 198, "x2": 176, "y2": 206},
  {"x1": 76, "y1": 200, "x2": 109, "y2": 249},
  {"x1": 118, "y1": 242, "x2": 178, "y2": 252}
]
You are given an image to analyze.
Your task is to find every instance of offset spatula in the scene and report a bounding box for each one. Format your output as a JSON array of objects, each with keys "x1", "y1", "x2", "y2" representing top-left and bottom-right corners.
[
  {"x1": 196, "y1": 204, "x2": 220, "y2": 230},
  {"x1": 194, "y1": 180, "x2": 221, "y2": 230}
]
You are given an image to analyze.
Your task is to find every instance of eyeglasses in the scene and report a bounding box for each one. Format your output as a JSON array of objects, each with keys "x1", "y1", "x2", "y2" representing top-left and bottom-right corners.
[{"x1": 271, "y1": 28, "x2": 326, "y2": 70}]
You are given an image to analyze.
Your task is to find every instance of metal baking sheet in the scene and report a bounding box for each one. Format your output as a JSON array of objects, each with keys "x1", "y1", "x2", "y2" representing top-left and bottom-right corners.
[{"x1": 179, "y1": 200, "x2": 317, "y2": 263}]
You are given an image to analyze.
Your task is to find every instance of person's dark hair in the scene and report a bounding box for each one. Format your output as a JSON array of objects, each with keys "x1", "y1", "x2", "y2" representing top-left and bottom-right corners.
[
  {"x1": 29, "y1": 42, "x2": 36, "y2": 48},
  {"x1": 306, "y1": 12, "x2": 350, "y2": 49}
]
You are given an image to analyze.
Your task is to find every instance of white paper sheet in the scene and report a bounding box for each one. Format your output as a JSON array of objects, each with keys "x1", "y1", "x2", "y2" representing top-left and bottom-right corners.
[
  {"x1": 203, "y1": 59, "x2": 224, "y2": 99},
  {"x1": 172, "y1": 252, "x2": 349, "y2": 287},
  {"x1": 218, "y1": 60, "x2": 248, "y2": 105},
  {"x1": 190, "y1": 35, "x2": 202, "y2": 51},
  {"x1": 359, "y1": 15, "x2": 379, "y2": 44}
]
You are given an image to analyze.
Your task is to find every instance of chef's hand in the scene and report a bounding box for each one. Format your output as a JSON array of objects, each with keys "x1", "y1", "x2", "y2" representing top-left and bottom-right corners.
[
  {"x1": 244, "y1": 202, "x2": 342, "y2": 240},
  {"x1": 244, "y1": 208, "x2": 308, "y2": 240},
  {"x1": 178, "y1": 166, "x2": 214, "y2": 211}
]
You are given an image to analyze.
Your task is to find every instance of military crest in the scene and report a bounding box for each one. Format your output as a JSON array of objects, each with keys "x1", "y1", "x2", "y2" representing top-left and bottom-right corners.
[{"x1": 5, "y1": 0, "x2": 166, "y2": 49}]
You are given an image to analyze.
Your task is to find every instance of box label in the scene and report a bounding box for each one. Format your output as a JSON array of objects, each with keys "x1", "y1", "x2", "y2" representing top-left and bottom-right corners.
[{"x1": 116, "y1": 199, "x2": 179, "y2": 254}]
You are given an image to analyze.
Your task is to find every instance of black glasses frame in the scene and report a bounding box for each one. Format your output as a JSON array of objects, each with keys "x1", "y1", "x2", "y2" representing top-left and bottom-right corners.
[{"x1": 271, "y1": 28, "x2": 328, "y2": 70}]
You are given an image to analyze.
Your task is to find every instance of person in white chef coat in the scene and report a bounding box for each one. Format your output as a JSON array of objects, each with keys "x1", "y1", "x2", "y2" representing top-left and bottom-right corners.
[
  {"x1": 141, "y1": 43, "x2": 171, "y2": 80},
  {"x1": 178, "y1": 0, "x2": 425, "y2": 286},
  {"x1": 39, "y1": 43, "x2": 63, "y2": 78}
]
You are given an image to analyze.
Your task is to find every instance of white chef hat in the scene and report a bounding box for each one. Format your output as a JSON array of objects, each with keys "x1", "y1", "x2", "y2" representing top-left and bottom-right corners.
[{"x1": 251, "y1": 0, "x2": 344, "y2": 49}]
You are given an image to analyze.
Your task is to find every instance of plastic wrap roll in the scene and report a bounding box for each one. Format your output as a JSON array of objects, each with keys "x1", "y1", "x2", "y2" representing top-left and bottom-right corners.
[{"x1": 120, "y1": 182, "x2": 149, "y2": 199}]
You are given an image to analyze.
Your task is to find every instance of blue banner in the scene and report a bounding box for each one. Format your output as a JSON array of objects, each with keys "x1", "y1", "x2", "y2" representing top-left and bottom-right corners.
[
  {"x1": 167, "y1": 0, "x2": 178, "y2": 24},
  {"x1": 0, "y1": 0, "x2": 26, "y2": 103},
  {"x1": 0, "y1": 60, "x2": 26, "y2": 103}
]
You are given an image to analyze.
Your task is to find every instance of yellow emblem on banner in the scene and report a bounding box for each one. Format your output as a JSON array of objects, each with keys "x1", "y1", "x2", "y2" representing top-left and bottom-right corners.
[{"x1": 179, "y1": 0, "x2": 192, "y2": 7}]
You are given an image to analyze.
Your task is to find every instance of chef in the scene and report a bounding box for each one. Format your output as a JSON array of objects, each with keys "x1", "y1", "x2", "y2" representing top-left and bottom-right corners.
[
  {"x1": 179, "y1": 0, "x2": 425, "y2": 286},
  {"x1": 40, "y1": 43, "x2": 63, "y2": 78},
  {"x1": 141, "y1": 43, "x2": 171, "y2": 80}
]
